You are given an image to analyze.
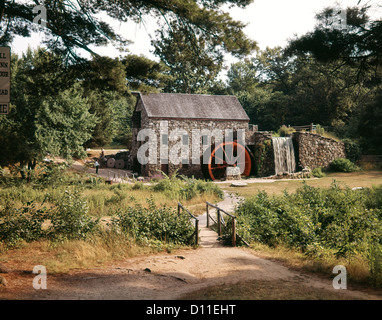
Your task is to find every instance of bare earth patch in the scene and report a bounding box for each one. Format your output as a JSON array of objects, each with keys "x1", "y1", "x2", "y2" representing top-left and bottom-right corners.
[{"x1": 1, "y1": 246, "x2": 381, "y2": 300}]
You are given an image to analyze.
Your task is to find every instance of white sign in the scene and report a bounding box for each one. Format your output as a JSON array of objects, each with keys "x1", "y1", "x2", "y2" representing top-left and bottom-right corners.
[{"x1": 0, "y1": 46, "x2": 10, "y2": 105}]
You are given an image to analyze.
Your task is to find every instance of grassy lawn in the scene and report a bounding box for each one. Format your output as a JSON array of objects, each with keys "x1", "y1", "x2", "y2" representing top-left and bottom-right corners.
[{"x1": 221, "y1": 171, "x2": 382, "y2": 197}]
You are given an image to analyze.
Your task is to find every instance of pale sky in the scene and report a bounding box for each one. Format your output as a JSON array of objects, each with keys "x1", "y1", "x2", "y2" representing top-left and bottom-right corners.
[{"x1": 11, "y1": 0, "x2": 381, "y2": 67}]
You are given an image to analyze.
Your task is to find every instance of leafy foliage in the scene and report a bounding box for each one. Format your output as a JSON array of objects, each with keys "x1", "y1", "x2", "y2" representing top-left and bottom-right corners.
[
  {"x1": 311, "y1": 167, "x2": 326, "y2": 178},
  {"x1": 111, "y1": 197, "x2": 195, "y2": 246},
  {"x1": 49, "y1": 189, "x2": 99, "y2": 240},
  {"x1": 1, "y1": 0, "x2": 256, "y2": 62},
  {"x1": 0, "y1": 188, "x2": 99, "y2": 246},
  {"x1": 152, "y1": 22, "x2": 225, "y2": 93},
  {"x1": 0, "y1": 200, "x2": 48, "y2": 247},
  {"x1": 329, "y1": 158, "x2": 360, "y2": 173},
  {"x1": 234, "y1": 183, "x2": 382, "y2": 285}
]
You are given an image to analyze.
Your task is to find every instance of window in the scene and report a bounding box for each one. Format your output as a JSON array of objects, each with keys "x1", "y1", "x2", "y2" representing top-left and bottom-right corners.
[
  {"x1": 162, "y1": 134, "x2": 168, "y2": 145},
  {"x1": 202, "y1": 135, "x2": 208, "y2": 145},
  {"x1": 182, "y1": 134, "x2": 189, "y2": 146}
]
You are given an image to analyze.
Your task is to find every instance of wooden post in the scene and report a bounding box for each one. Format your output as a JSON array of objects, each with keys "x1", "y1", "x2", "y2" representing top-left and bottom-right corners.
[
  {"x1": 178, "y1": 203, "x2": 181, "y2": 216},
  {"x1": 310, "y1": 123, "x2": 314, "y2": 133},
  {"x1": 217, "y1": 209, "x2": 221, "y2": 236},
  {"x1": 232, "y1": 218, "x2": 236, "y2": 247},
  {"x1": 206, "y1": 203, "x2": 209, "y2": 228},
  {"x1": 195, "y1": 219, "x2": 199, "y2": 245}
]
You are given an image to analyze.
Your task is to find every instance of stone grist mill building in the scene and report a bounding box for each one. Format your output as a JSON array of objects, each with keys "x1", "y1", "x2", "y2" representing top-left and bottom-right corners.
[{"x1": 130, "y1": 92, "x2": 346, "y2": 180}]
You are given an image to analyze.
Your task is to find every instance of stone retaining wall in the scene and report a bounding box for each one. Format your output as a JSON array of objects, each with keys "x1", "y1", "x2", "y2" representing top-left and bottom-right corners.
[{"x1": 293, "y1": 131, "x2": 346, "y2": 170}]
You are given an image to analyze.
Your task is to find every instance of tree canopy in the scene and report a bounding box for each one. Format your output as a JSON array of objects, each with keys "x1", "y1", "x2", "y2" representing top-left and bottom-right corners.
[
  {"x1": 0, "y1": 0, "x2": 256, "y2": 61},
  {"x1": 288, "y1": 5, "x2": 382, "y2": 78}
]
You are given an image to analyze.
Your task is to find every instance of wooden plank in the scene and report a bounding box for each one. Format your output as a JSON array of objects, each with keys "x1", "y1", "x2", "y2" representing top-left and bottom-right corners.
[{"x1": 232, "y1": 218, "x2": 236, "y2": 247}]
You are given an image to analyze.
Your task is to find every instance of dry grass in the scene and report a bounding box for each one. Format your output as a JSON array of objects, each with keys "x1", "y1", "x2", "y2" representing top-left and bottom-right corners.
[
  {"x1": 82, "y1": 188, "x2": 220, "y2": 218},
  {"x1": 245, "y1": 243, "x2": 372, "y2": 287},
  {"x1": 0, "y1": 231, "x2": 176, "y2": 274}
]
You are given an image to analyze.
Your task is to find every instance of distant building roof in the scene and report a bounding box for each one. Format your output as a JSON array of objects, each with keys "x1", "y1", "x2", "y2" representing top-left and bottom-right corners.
[{"x1": 133, "y1": 92, "x2": 250, "y2": 121}]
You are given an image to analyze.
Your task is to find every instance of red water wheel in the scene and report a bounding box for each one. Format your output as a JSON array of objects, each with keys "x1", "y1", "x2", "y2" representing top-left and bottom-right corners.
[{"x1": 203, "y1": 141, "x2": 253, "y2": 181}]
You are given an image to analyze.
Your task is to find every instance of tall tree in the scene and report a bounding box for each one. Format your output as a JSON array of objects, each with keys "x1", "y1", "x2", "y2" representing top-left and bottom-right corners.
[
  {"x1": 152, "y1": 22, "x2": 227, "y2": 93},
  {"x1": 0, "y1": 49, "x2": 96, "y2": 168}
]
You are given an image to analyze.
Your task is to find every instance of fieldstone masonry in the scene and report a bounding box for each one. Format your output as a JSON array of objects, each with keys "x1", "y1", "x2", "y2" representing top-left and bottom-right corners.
[
  {"x1": 130, "y1": 92, "x2": 347, "y2": 179},
  {"x1": 293, "y1": 131, "x2": 346, "y2": 170},
  {"x1": 130, "y1": 94, "x2": 249, "y2": 178}
]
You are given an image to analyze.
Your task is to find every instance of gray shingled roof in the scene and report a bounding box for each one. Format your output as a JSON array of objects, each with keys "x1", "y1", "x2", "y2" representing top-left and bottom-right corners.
[{"x1": 135, "y1": 92, "x2": 250, "y2": 121}]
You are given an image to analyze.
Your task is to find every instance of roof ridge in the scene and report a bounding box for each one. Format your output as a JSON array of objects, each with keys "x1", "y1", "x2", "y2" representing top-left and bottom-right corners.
[{"x1": 136, "y1": 92, "x2": 250, "y2": 121}]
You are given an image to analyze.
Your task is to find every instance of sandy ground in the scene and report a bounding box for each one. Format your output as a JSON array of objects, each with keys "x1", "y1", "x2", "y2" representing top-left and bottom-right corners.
[{"x1": 1, "y1": 191, "x2": 381, "y2": 300}]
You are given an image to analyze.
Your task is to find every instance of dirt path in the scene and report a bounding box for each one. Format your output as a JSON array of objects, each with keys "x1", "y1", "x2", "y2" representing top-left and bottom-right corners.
[{"x1": 2, "y1": 192, "x2": 381, "y2": 300}]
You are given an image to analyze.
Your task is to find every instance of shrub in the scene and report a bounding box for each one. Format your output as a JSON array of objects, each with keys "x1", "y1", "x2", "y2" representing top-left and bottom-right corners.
[
  {"x1": 233, "y1": 182, "x2": 382, "y2": 286},
  {"x1": 111, "y1": 197, "x2": 195, "y2": 246},
  {"x1": 0, "y1": 200, "x2": 48, "y2": 247},
  {"x1": 315, "y1": 124, "x2": 325, "y2": 135},
  {"x1": 329, "y1": 158, "x2": 360, "y2": 172},
  {"x1": 49, "y1": 189, "x2": 99, "y2": 240},
  {"x1": 278, "y1": 125, "x2": 295, "y2": 137},
  {"x1": 37, "y1": 163, "x2": 68, "y2": 186},
  {"x1": 312, "y1": 167, "x2": 326, "y2": 178},
  {"x1": 369, "y1": 243, "x2": 382, "y2": 287},
  {"x1": 132, "y1": 181, "x2": 145, "y2": 190},
  {"x1": 0, "y1": 187, "x2": 99, "y2": 246}
]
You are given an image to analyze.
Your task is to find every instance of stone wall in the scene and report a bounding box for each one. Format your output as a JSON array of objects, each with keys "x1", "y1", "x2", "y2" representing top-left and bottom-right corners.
[{"x1": 293, "y1": 131, "x2": 346, "y2": 170}]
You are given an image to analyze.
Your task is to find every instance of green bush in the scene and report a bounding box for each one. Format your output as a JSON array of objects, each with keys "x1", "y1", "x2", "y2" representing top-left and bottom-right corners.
[
  {"x1": 132, "y1": 181, "x2": 145, "y2": 190},
  {"x1": 315, "y1": 124, "x2": 325, "y2": 135},
  {"x1": 49, "y1": 189, "x2": 99, "y2": 240},
  {"x1": 0, "y1": 200, "x2": 48, "y2": 247},
  {"x1": 234, "y1": 182, "x2": 382, "y2": 284},
  {"x1": 312, "y1": 167, "x2": 326, "y2": 178},
  {"x1": 0, "y1": 188, "x2": 99, "y2": 246},
  {"x1": 329, "y1": 158, "x2": 360, "y2": 172},
  {"x1": 278, "y1": 125, "x2": 295, "y2": 137},
  {"x1": 37, "y1": 163, "x2": 70, "y2": 186},
  {"x1": 369, "y1": 243, "x2": 382, "y2": 287},
  {"x1": 111, "y1": 197, "x2": 195, "y2": 246}
]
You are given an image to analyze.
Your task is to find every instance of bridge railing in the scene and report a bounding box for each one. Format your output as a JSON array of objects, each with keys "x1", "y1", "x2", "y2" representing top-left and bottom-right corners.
[
  {"x1": 206, "y1": 202, "x2": 249, "y2": 247},
  {"x1": 177, "y1": 202, "x2": 199, "y2": 246}
]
